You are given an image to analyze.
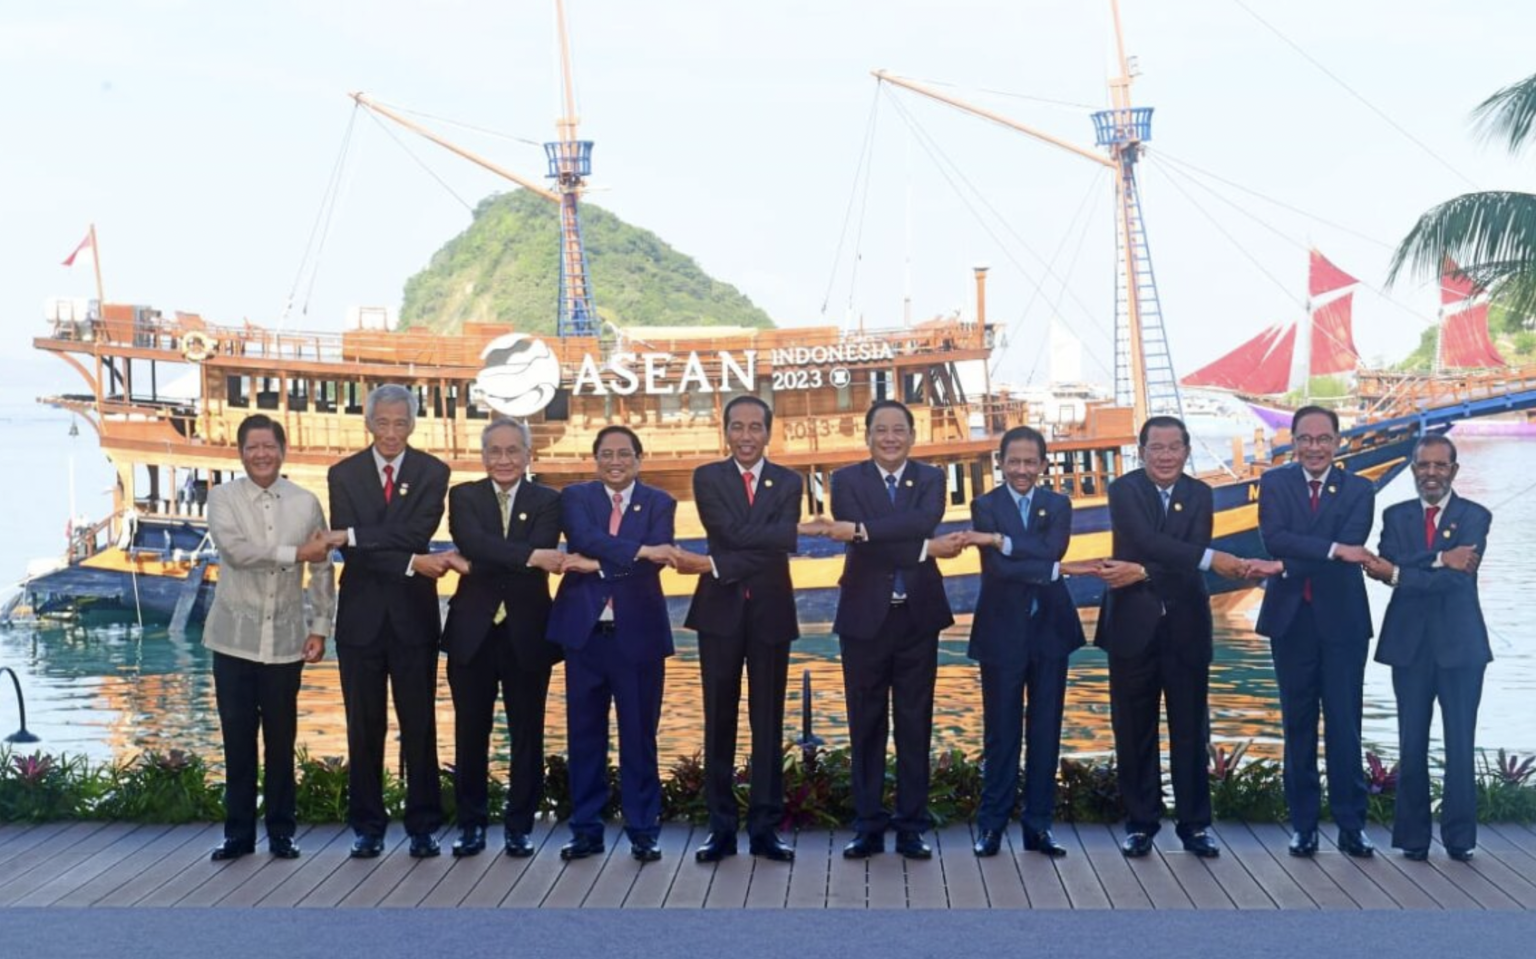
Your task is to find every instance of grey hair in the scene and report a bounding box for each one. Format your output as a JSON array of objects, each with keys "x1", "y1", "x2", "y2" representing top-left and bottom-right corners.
[
  {"x1": 364, "y1": 384, "x2": 417, "y2": 429},
  {"x1": 481, "y1": 417, "x2": 532, "y2": 451}
]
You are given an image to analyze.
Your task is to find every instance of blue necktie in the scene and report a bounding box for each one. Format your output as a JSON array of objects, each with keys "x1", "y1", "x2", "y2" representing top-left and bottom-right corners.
[
  {"x1": 886, "y1": 474, "x2": 906, "y2": 598},
  {"x1": 1019, "y1": 495, "x2": 1039, "y2": 617},
  {"x1": 1160, "y1": 488, "x2": 1172, "y2": 515}
]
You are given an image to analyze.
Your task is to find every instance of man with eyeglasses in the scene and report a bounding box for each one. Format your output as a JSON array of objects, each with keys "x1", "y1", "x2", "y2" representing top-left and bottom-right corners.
[
  {"x1": 1362, "y1": 435, "x2": 1490, "y2": 862},
  {"x1": 1094, "y1": 415, "x2": 1253, "y2": 860},
  {"x1": 547, "y1": 425, "x2": 677, "y2": 863},
  {"x1": 1250, "y1": 405, "x2": 1377, "y2": 859}
]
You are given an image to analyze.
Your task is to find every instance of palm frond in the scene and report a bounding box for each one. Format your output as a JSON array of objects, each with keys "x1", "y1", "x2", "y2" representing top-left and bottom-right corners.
[
  {"x1": 1473, "y1": 72, "x2": 1536, "y2": 155},
  {"x1": 1387, "y1": 191, "x2": 1536, "y2": 285}
]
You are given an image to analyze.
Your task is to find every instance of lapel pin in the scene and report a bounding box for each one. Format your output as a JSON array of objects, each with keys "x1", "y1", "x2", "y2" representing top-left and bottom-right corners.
[
  {"x1": 1327, "y1": 485, "x2": 1337, "y2": 494},
  {"x1": 518, "y1": 512, "x2": 528, "y2": 521},
  {"x1": 764, "y1": 478, "x2": 774, "y2": 488},
  {"x1": 904, "y1": 479, "x2": 914, "y2": 488},
  {"x1": 1037, "y1": 508, "x2": 1047, "y2": 517},
  {"x1": 632, "y1": 503, "x2": 642, "y2": 512},
  {"x1": 398, "y1": 483, "x2": 410, "y2": 497},
  {"x1": 1443, "y1": 529, "x2": 1453, "y2": 539},
  {"x1": 1173, "y1": 502, "x2": 1184, "y2": 512}
]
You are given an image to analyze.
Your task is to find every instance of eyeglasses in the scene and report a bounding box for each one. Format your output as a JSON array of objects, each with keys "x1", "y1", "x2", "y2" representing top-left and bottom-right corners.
[
  {"x1": 1143, "y1": 443, "x2": 1187, "y2": 455},
  {"x1": 597, "y1": 449, "x2": 638, "y2": 463},
  {"x1": 1293, "y1": 434, "x2": 1337, "y2": 448}
]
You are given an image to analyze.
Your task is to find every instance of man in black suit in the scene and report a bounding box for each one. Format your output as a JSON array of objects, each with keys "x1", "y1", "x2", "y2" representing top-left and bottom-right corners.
[
  {"x1": 327, "y1": 383, "x2": 462, "y2": 859},
  {"x1": 1364, "y1": 435, "x2": 1491, "y2": 862},
  {"x1": 675, "y1": 396, "x2": 821, "y2": 864},
  {"x1": 821, "y1": 399, "x2": 967, "y2": 861},
  {"x1": 442, "y1": 418, "x2": 564, "y2": 858},
  {"x1": 961, "y1": 426, "x2": 1088, "y2": 858},
  {"x1": 1095, "y1": 415, "x2": 1252, "y2": 859}
]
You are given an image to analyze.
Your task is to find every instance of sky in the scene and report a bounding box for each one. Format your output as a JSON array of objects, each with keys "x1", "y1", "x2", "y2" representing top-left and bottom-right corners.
[{"x1": 3, "y1": 0, "x2": 1533, "y2": 400}]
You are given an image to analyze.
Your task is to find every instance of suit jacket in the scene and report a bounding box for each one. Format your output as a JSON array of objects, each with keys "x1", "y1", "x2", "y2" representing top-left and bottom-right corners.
[
  {"x1": 684, "y1": 458, "x2": 802, "y2": 645},
  {"x1": 829, "y1": 458, "x2": 955, "y2": 639},
  {"x1": 1374, "y1": 493, "x2": 1492, "y2": 669},
  {"x1": 328, "y1": 445, "x2": 449, "y2": 646},
  {"x1": 1094, "y1": 469, "x2": 1215, "y2": 664},
  {"x1": 546, "y1": 480, "x2": 676, "y2": 663},
  {"x1": 442, "y1": 477, "x2": 564, "y2": 668},
  {"x1": 1254, "y1": 462, "x2": 1375, "y2": 644},
  {"x1": 968, "y1": 484, "x2": 1085, "y2": 664}
]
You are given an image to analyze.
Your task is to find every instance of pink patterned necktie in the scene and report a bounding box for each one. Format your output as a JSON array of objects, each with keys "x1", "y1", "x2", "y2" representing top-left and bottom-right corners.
[{"x1": 610, "y1": 491, "x2": 623, "y2": 535}]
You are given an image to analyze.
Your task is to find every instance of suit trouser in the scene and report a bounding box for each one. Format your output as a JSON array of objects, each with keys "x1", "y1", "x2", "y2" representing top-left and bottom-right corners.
[
  {"x1": 839, "y1": 603, "x2": 938, "y2": 835},
  {"x1": 337, "y1": 620, "x2": 443, "y2": 838},
  {"x1": 1270, "y1": 604, "x2": 1368, "y2": 832},
  {"x1": 565, "y1": 626, "x2": 665, "y2": 842},
  {"x1": 699, "y1": 615, "x2": 791, "y2": 838},
  {"x1": 212, "y1": 651, "x2": 304, "y2": 844},
  {"x1": 977, "y1": 650, "x2": 1070, "y2": 833},
  {"x1": 1108, "y1": 618, "x2": 1212, "y2": 836},
  {"x1": 447, "y1": 622, "x2": 553, "y2": 834},
  {"x1": 1392, "y1": 651, "x2": 1485, "y2": 853}
]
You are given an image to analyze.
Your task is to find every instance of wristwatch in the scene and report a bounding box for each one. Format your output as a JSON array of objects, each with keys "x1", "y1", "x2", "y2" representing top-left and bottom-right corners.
[{"x1": 1388, "y1": 564, "x2": 1400, "y2": 588}]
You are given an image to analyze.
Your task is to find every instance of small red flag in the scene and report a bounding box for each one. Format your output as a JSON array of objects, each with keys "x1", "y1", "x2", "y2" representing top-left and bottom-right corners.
[{"x1": 62, "y1": 229, "x2": 93, "y2": 267}]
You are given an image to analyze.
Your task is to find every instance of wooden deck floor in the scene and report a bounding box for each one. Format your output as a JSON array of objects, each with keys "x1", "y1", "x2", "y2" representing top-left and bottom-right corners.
[{"x1": 3, "y1": 820, "x2": 1535, "y2": 910}]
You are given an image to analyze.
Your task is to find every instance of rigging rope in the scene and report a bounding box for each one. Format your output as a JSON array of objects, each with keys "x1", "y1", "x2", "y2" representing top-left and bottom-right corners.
[
  {"x1": 282, "y1": 107, "x2": 360, "y2": 328},
  {"x1": 820, "y1": 83, "x2": 883, "y2": 324}
]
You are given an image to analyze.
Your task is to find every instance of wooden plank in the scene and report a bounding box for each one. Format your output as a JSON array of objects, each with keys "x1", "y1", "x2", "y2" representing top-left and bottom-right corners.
[
  {"x1": 903, "y1": 830, "x2": 949, "y2": 909},
  {"x1": 1149, "y1": 828, "x2": 1234, "y2": 910},
  {"x1": 972, "y1": 828, "x2": 1027, "y2": 909},
  {"x1": 0, "y1": 821, "x2": 108, "y2": 893},
  {"x1": 1076, "y1": 824, "x2": 1152, "y2": 910},
  {"x1": 219, "y1": 825, "x2": 346, "y2": 908},
  {"x1": 784, "y1": 829, "x2": 832, "y2": 909},
  {"x1": 823, "y1": 829, "x2": 865, "y2": 909},
  {"x1": 514, "y1": 823, "x2": 621, "y2": 908},
  {"x1": 930, "y1": 825, "x2": 984, "y2": 909},
  {"x1": 0, "y1": 823, "x2": 138, "y2": 907},
  {"x1": 1247, "y1": 823, "x2": 1356, "y2": 909},
  {"x1": 93, "y1": 824, "x2": 224, "y2": 907},
  {"x1": 427, "y1": 819, "x2": 557, "y2": 908},
  {"x1": 338, "y1": 827, "x2": 437, "y2": 908},
  {"x1": 175, "y1": 830, "x2": 295, "y2": 908},
  {"x1": 583, "y1": 827, "x2": 654, "y2": 909},
  {"x1": 1477, "y1": 825, "x2": 1536, "y2": 889},
  {"x1": 662, "y1": 825, "x2": 717, "y2": 909},
  {"x1": 1052, "y1": 824, "x2": 1111, "y2": 909},
  {"x1": 1164, "y1": 825, "x2": 1272, "y2": 910},
  {"x1": 865, "y1": 842, "x2": 909, "y2": 909},
  {"x1": 489, "y1": 821, "x2": 579, "y2": 908},
  {"x1": 621, "y1": 823, "x2": 692, "y2": 909},
  {"x1": 52, "y1": 824, "x2": 209, "y2": 907},
  {"x1": 703, "y1": 844, "x2": 754, "y2": 909},
  {"x1": 1485, "y1": 823, "x2": 1536, "y2": 862},
  {"x1": 1012, "y1": 831, "x2": 1071, "y2": 909},
  {"x1": 1112, "y1": 825, "x2": 1193, "y2": 910},
  {"x1": 1216, "y1": 823, "x2": 1313, "y2": 910},
  {"x1": 0, "y1": 822, "x2": 71, "y2": 870},
  {"x1": 297, "y1": 826, "x2": 409, "y2": 908},
  {"x1": 1438, "y1": 845, "x2": 1536, "y2": 910},
  {"x1": 254, "y1": 824, "x2": 361, "y2": 908},
  {"x1": 743, "y1": 842, "x2": 795, "y2": 909},
  {"x1": 8, "y1": 824, "x2": 172, "y2": 908},
  {"x1": 1297, "y1": 828, "x2": 1434, "y2": 910},
  {"x1": 1352, "y1": 824, "x2": 1477, "y2": 910}
]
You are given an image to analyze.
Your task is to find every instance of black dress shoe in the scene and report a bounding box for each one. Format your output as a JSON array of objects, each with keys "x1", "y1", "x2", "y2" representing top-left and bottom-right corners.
[
  {"x1": 1288, "y1": 829, "x2": 1319, "y2": 858},
  {"x1": 1338, "y1": 829, "x2": 1375, "y2": 858},
  {"x1": 503, "y1": 832, "x2": 535, "y2": 858},
  {"x1": 560, "y1": 834, "x2": 605, "y2": 861},
  {"x1": 452, "y1": 825, "x2": 486, "y2": 858},
  {"x1": 210, "y1": 838, "x2": 255, "y2": 862},
  {"x1": 895, "y1": 831, "x2": 932, "y2": 860},
  {"x1": 1180, "y1": 830, "x2": 1220, "y2": 858},
  {"x1": 409, "y1": 833, "x2": 441, "y2": 859},
  {"x1": 695, "y1": 832, "x2": 738, "y2": 863},
  {"x1": 842, "y1": 833, "x2": 884, "y2": 859},
  {"x1": 748, "y1": 833, "x2": 795, "y2": 862},
  {"x1": 1401, "y1": 847, "x2": 1429, "y2": 861},
  {"x1": 1121, "y1": 831, "x2": 1154, "y2": 858},
  {"x1": 1448, "y1": 847, "x2": 1476, "y2": 862},
  {"x1": 631, "y1": 837, "x2": 662, "y2": 863},
  {"x1": 350, "y1": 835, "x2": 385, "y2": 859},
  {"x1": 1023, "y1": 829, "x2": 1068, "y2": 858},
  {"x1": 268, "y1": 837, "x2": 301, "y2": 860},
  {"x1": 973, "y1": 829, "x2": 1003, "y2": 858}
]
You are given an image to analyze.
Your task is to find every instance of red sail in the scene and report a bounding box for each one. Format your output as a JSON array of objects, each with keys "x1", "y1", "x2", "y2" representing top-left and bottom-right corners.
[
  {"x1": 1440, "y1": 256, "x2": 1482, "y2": 305},
  {"x1": 1244, "y1": 323, "x2": 1297, "y2": 395},
  {"x1": 1440, "y1": 303, "x2": 1506, "y2": 369},
  {"x1": 1182, "y1": 323, "x2": 1289, "y2": 391},
  {"x1": 1309, "y1": 248, "x2": 1359, "y2": 298},
  {"x1": 1309, "y1": 292, "x2": 1359, "y2": 376}
]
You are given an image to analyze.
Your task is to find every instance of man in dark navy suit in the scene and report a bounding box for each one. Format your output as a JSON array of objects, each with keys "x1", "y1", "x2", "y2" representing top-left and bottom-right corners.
[
  {"x1": 962, "y1": 426, "x2": 1087, "y2": 858},
  {"x1": 441, "y1": 418, "x2": 564, "y2": 858},
  {"x1": 1095, "y1": 415, "x2": 1252, "y2": 860},
  {"x1": 546, "y1": 425, "x2": 676, "y2": 863},
  {"x1": 821, "y1": 399, "x2": 967, "y2": 861},
  {"x1": 1364, "y1": 435, "x2": 1490, "y2": 862},
  {"x1": 676, "y1": 396, "x2": 822, "y2": 864},
  {"x1": 327, "y1": 384, "x2": 460, "y2": 860},
  {"x1": 1250, "y1": 405, "x2": 1378, "y2": 859}
]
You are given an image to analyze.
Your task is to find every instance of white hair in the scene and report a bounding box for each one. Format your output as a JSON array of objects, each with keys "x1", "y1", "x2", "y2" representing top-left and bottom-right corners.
[{"x1": 365, "y1": 384, "x2": 417, "y2": 429}]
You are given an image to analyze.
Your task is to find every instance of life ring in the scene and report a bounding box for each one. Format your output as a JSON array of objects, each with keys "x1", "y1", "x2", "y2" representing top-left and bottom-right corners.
[{"x1": 182, "y1": 330, "x2": 215, "y2": 362}]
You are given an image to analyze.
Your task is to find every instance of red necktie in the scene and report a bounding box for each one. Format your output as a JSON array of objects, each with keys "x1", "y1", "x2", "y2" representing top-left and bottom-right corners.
[
  {"x1": 1303, "y1": 479, "x2": 1321, "y2": 602},
  {"x1": 743, "y1": 470, "x2": 756, "y2": 506},
  {"x1": 382, "y1": 463, "x2": 395, "y2": 504},
  {"x1": 1425, "y1": 505, "x2": 1440, "y2": 549}
]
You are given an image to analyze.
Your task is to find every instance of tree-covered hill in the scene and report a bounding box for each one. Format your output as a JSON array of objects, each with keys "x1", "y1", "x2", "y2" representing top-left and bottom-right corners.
[{"x1": 399, "y1": 189, "x2": 774, "y2": 333}]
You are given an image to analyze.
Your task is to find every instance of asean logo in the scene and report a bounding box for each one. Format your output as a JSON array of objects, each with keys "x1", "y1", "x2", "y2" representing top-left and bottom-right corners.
[{"x1": 474, "y1": 333, "x2": 561, "y2": 417}]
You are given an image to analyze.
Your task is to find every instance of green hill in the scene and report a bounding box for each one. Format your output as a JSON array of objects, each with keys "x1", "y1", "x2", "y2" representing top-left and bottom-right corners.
[{"x1": 399, "y1": 190, "x2": 774, "y2": 333}]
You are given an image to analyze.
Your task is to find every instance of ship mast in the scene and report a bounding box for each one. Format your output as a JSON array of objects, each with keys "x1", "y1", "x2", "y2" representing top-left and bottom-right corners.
[
  {"x1": 873, "y1": 0, "x2": 1184, "y2": 427},
  {"x1": 546, "y1": 0, "x2": 599, "y2": 338}
]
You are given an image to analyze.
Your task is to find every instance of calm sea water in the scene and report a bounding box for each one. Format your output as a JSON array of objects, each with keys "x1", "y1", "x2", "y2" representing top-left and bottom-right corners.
[{"x1": 2, "y1": 404, "x2": 1533, "y2": 774}]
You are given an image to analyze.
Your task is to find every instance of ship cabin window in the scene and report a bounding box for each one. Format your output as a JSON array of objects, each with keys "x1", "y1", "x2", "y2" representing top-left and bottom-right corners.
[
  {"x1": 659, "y1": 393, "x2": 683, "y2": 422},
  {"x1": 344, "y1": 382, "x2": 363, "y2": 415},
  {"x1": 869, "y1": 370, "x2": 892, "y2": 402},
  {"x1": 903, "y1": 372, "x2": 925, "y2": 404},
  {"x1": 255, "y1": 377, "x2": 280, "y2": 411},
  {"x1": 836, "y1": 382, "x2": 852, "y2": 411},
  {"x1": 287, "y1": 379, "x2": 309, "y2": 413},
  {"x1": 948, "y1": 461, "x2": 967, "y2": 506},
  {"x1": 227, "y1": 375, "x2": 249, "y2": 409},
  {"x1": 544, "y1": 388, "x2": 569, "y2": 422},
  {"x1": 312, "y1": 380, "x2": 336, "y2": 413},
  {"x1": 807, "y1": 468, "x2": 828, "y2": 516}
]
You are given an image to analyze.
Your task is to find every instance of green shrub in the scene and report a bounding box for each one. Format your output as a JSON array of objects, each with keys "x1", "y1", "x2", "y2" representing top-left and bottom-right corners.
[
  {"x1": 1208, "y1": 742, "x2": 1287, "y2": 823},
  {"x1": 0, "y1": 749, "x2": 102, "y2": 822},
  {"x1": 96, "y1": 750, "x2": 223, "y2": 823},
  {"x1": 1056, "y1": 757, "x2": 1125, "y2": 823}
]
